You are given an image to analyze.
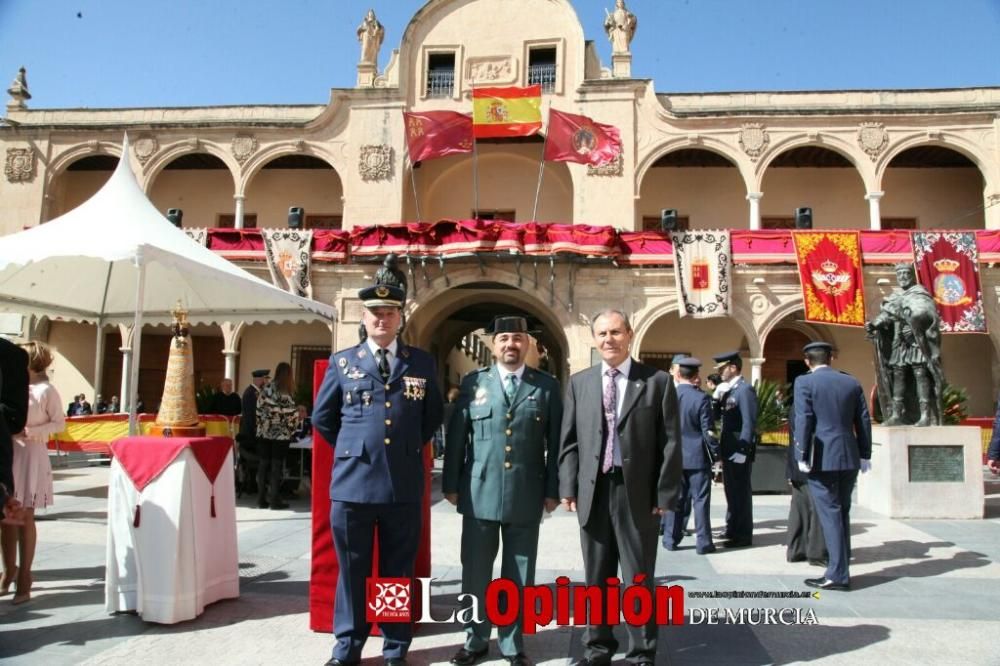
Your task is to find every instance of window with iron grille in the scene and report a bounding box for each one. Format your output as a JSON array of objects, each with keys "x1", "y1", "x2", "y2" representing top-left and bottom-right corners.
[
  {"x1": 528, "y1": 47, "x2": 557, "y2": 92},
  {"x1": 426, "y1": 52, "x2": 456, "y2": 98}
]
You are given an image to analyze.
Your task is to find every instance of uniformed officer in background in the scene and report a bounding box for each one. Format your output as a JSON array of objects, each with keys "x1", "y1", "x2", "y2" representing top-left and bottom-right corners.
[
  {"x1": 793, "y1": 341, "x2": 872, "y2": 591},
  {"x1": 443, "y1": 316, "x2": 562, "y2": 666},
  {"x1": 236, "y1": 368, "x2": 269, "y2": 495},
  {"x1": 313, "y1": 282, "x2": 443, "y2": 666},
  {"x1": 712, "y1": 350, "x2": 758, "y2": 548},
  {"x1": 661, "y1": 357, "x2": 719, "y2": 554}
]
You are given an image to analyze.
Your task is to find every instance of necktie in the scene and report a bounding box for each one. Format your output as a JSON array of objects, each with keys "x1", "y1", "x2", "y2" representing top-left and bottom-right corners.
[
  {"x1": 376, "y1": 348, "x2": 390, "y2": 381},
  {"x1": 602, "y1": 367, "x2": 620, "y2": 473},
  {"x1": 505, "y1": 374, "x2": 518, "y2": 403}
]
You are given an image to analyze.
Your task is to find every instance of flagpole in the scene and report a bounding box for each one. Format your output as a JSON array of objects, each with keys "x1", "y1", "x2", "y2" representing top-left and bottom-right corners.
[
  {"x1": 531, "y1": 106, "x2": 551, "y2": 222},
  {"x1": 404, "y1": 144, "x2": 423, "y2": 222},
  {"x1": 471, "y1": 80, "x2": 480, "y2": 218}
]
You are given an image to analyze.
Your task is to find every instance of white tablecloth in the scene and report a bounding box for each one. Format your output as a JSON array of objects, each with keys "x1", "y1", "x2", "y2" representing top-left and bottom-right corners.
[{"x1": 105, "y1": 448, "x2": 239, "y2": 623}]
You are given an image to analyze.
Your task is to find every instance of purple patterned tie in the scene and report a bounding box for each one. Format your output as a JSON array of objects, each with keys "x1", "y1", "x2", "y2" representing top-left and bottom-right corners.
[{"x1": 602, "y1": 367, "x2": 620, "y2": 473}]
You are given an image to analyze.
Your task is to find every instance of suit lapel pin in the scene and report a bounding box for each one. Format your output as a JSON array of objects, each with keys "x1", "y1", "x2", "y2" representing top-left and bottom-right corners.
[
  {"x1": 338, "y1": 357, "x2": 347, "y2": 368},
  {"x1": 357, "y1": 349, "x2": 367, "y2": 359},
  {"x1": 401, "y1": 348, "x2": 410, "y2": 358}
]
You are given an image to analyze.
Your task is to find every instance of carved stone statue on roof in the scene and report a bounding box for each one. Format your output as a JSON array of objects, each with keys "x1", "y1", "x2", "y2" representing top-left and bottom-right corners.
[
  {"x1": 357, "y1": 9, "x2": 385, "y2": 67},
  {"x1": 604, "y1": 0, "x2": 637, "y2": 54},
  {"x1": 6, "y1": 67, "x2": 31, "y2": 110}
]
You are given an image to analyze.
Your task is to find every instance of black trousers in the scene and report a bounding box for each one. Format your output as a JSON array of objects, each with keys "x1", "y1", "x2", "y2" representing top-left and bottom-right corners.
[
  {"x1": 786, "y1": 480, "x2": 827, "y2": 562},
  {"x1": 256, "y1": 438, "x2": 289, "y2": 502},
  {"x1": 722, "y1": 458, "x2": 753, "y2": 541},
  {"x1": 579, "y1": 470, "x2": 659, "y2": 664}
]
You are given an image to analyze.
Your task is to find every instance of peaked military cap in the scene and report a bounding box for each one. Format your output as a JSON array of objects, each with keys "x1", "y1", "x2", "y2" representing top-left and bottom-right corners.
[
  {"x1": 803, "y1": 341, "x2": 833, "y2": 353},
  {"x1": 359, "y1": 284, "x2": 405, "y2": 308},
  {"x1": 251, "y1": 369, "x2": 270, "y2": 378},
  {"x1": 677, "y1": 357, "x2": 702, "y2": 369},
  {"x1": 670, "y1": 353, "x2": 688, "y2": 366},
  {"x1": 713, "y1": 350, "x2": 742, "y2": 369}
]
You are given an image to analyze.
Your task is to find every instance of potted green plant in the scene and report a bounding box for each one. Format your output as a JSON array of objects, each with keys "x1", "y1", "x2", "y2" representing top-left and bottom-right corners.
[{"x1": 751, "y1": 378, "x2": 791, "y2": 493}]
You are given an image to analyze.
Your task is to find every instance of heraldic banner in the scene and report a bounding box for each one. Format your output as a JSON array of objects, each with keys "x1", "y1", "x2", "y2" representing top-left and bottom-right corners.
[
  {"x1": 912, "y1": 231, "x2": 987, "y2": 333},
  {"x1": 671, "y1": 230, "x2": 732, "y2": 318},
  {"x1": 262, "y1": 229, "x2": 314, "y2": 300},
  {"x1": 792, "y1": 231, "x2": 866, "y2": 327}
]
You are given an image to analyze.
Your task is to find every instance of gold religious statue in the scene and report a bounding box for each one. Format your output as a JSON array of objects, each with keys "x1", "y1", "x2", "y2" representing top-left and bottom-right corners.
[
  {"x1": 604, "y1": 0, "x2": 638, "y2": 54},
  {"x1": 149, "y1": 301, "x2": 205, "y2": 437}
]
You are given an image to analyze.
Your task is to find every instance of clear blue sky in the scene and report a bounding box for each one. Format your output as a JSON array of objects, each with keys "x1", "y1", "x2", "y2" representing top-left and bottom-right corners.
[{"x1": 1, "y1": 0, "x2": 998, "y2": 109}]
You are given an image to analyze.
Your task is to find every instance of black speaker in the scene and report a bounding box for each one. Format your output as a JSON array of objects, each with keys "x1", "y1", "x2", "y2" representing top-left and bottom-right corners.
[
  {"x1": 166, "y1": 208, "x2": 183, "y2": 227},
  {"x1": 795, "y1": 207, "x2": 813, "y2": 229},
  {"x1": 660, "y1": 208, "x2": 679, "y2": 232},
  {"x1": 288, "y1": 206, "x2": 305, "y2": 229}
]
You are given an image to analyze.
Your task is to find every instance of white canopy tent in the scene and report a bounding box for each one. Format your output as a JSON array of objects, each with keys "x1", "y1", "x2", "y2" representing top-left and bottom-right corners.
[{"x1": 0, "y1": 136, "x2": 336, "y2": 433}]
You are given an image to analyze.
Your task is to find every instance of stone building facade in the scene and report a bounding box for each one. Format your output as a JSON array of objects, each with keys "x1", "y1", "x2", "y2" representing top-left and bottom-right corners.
[{"x1": 2, "y1": 0, "x2": 999, "y2": 415}]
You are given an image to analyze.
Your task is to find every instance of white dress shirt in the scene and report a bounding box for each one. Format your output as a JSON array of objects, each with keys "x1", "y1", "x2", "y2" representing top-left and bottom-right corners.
[{"x1": 366, "y1": 337, "x2": 399, "y2": 374}]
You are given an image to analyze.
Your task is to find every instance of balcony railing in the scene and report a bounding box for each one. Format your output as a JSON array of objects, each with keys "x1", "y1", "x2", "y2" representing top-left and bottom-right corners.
[
  {"x1": 528, "y1": 64, "x2": 556, "y2": 92},
  {"x1": 426, "y1": 70, "x2": 454, "y2": 98}
]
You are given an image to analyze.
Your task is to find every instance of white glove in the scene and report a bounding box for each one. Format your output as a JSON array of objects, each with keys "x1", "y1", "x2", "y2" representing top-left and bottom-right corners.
[
  {"x1": 728, "y1": 452, "x2": 747, "y2": 464},
  {"x1": 860, "y1": 459, "x2": 872, "y2": 474},
  {"x1": 797, "y1": 461, "x2": 811, "y2": 473}
]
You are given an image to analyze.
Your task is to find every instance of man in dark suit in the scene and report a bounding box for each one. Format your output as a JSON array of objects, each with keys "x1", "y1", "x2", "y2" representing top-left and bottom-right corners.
[
  {"x1": 559, "y1": 309, "x2": 681, "y2": 666},
  {"x1": 313, "y1": 283, "x2": 443, "y2": 666},
  {"x1": 443, "y1": 316, "x2": 562, "y2": 666},
  {"x1": 211, "y1": 378, "x2": 243, "y2": 416},
  {"x1": 661, "y1": 357, "x2": 719, "y2": 554},
  {"x1": 236, "y1": 369, "x2": 269, "y2": 494},
  {"x1": 0, "y1": 338, "x2": 28, "y2": 520},
  {"x1": 712, "y1": 350, "x2": 758, "y2": 548},
  {"x1": 793, "y1": 341, "x2": 872, "y2": 591}
]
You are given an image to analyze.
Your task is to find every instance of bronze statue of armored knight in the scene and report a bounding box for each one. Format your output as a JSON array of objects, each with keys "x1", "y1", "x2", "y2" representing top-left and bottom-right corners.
[{"x1": 865, "y1": 262, "x2": 944, "y2": 426}]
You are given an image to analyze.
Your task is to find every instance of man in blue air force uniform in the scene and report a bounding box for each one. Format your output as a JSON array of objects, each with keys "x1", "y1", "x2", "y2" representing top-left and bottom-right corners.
[
  {"x1": 793, "y1": 341, "x2": 871, "y2": 591},
  {"x1": 661, "y1": 357, "x2": 719, "y2": 554},
  {"x1": 443, "y1": 316, "x2": 562, "y2": 666},
  {"x1": 313, "y1": 282, "x2": 443, "y2": 666},
  {"x1": 712, "y1": 351, "x2": 758, "y2": 548}
]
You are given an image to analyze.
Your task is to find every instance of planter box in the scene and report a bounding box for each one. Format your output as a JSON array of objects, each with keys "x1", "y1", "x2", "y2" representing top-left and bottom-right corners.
[{"x1": 751, "y1": 444, "x2": 790, "y2": 494}]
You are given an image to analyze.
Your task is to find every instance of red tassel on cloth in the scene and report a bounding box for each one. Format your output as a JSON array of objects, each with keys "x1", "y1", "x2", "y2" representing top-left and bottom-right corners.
[
  {"x1": 210, "y1": 492, "x2": 217, "y2": 518},
  {"x1": 133, "y1": 504, "x2": 141, "y2": 527}
]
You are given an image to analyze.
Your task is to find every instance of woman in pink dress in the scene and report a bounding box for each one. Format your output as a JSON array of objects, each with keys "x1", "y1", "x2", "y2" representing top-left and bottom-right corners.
[{"x1": 0, "y1": 341, "x2": 65, "y2": 604}]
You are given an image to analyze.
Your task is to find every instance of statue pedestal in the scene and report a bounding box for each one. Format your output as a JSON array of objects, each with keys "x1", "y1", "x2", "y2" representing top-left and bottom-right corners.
[
  {"x1": 611, "y1": 53, "x2": 632, "y2": 78},
  {"x1": 858, "y1": 425, "x2": 983, "y2": 519},
  {"x1": 356, "y1": 62, "x2": 377, "y2": 87}
]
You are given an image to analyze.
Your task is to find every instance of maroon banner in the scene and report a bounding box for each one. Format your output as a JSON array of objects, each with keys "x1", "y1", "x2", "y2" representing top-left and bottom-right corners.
[
  {"x1": 403, "y1": 111, "x2": 474, "y2": 162},
  {"x1": 543, "y1": 109, "x2": 622, "y2": 167},
  {"x1": 911, "y1": 231, "x2": 987, "y2": 333}
]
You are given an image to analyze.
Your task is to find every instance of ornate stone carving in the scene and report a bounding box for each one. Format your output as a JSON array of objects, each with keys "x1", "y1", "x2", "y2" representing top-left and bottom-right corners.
[
  {"x1": 587, "y1": 152, "x2": 623, "y2": 177},
  {"x1": 359, "y1": 144, "x2": 393, "y2": 181},
  {"x1": 6, "y1": 67, "x2": 30, "y2": 109},
  {"x1": 858, "y1": 122, "x2": 889, "y2": 161},
  {"x1": 5, "y1": 147, "x2": 35, "y2": 182},
  {"x1": 231, "y1": 135, "x2": 258, "y2": 166},
  {"x1": 466, "y1": 56, "x2": 515, "y2": 85},
  {"x1": 133, "y1": 136, "x2": 158, "y2": 165},
  {"x1": 738, "y1": 123, "x2": 769, "y2": 161},
  {"x1": 749, "y1": 293, "x2": 769, "y2": 315}
]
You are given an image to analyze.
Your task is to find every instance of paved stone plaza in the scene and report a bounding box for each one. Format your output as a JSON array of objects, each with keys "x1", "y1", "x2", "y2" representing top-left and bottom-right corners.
[{"x1": 1, "y1": 459, "x2": 998, "y2": 665}]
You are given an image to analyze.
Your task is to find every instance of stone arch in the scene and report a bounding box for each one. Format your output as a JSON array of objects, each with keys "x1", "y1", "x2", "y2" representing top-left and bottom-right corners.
[
  {"x1": 140, "y1": 140, "x2": 239, "y2": 194},
  {"x1": 239, "y1": 142, "x2": 343, "y2": 196},
  {"x1": 632, "y1": 297, "x2": 760, "y2": 359},
  {"x1": 875, "y1": 133, "x2": 995, "y2": 195},
  {"x1": 46, "y1": 141, "x2": 123, "y2": 187},
  {"x1": 44, "y1": 143, "x2": 124, "y2": 221},
  {"x1": 635, "y1": 138, "x2": 754, "y2": 196},
  {"x1": 757, "y1": 295, "x2": 812, "y2": 347},
  {"x1": 756, "y1": 134, "x2": 873, "y2": 193}
]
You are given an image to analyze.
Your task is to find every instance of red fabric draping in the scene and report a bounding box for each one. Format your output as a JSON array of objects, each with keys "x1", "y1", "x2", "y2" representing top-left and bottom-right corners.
[
  {"x1": 792, "y1": 231, "x2": 867, "y2": 327},
  {"x1": 206, "y1": 229, "x2": 349, "y2": 262},
  {"x1": 617, "y1": 232, "x2": 674, "y2": 265},
  {"x1": 309, "y1": 359, "x2": 434, "y2": 633},
  {"x1": 111, "y1": 436, "x2": 233, "y2": 490},
  {"x1": 912, "y1": 231, "x2": 988, "y2": 333}
]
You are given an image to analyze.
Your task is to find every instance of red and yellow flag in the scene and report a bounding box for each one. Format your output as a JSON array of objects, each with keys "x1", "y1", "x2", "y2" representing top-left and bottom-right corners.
[
  {"x1": 792, "y1": 231, "x2": 866, "y2": 326},
  {"x1": 472, "y1": 85, "x2": 542, "y2": 138},
  {"x1": 403, "y1": 111, "x2": 474, "y2": 162}
]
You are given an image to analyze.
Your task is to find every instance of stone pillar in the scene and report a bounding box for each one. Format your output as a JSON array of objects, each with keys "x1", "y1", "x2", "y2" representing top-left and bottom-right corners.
[
  {"x1": 220, "y1": 321, "x2": 246, "y2": 382},
  {"x1": 234, "y1": 194, "x2": 246, "y2": 230},
  {"x1": 611, "y1": 53, "x2": 632, "y2": 78},
  {"x1": 749, "y1": 356, "x2": 765, "y2": 386},
  {"x1": 94, "y1": 324, "x2": 106, "y2": 398},
  {"x1": 118, "y1": 323, "x2": 135, "y2": 410},
  {"x1": 747, "y1": 192, "x2": 762, "y2": 230},
  {"x1": 986, "y1": 193, "x2": 1000, "y2": 230},
  {"x1": 357, "y1": 63, "x2": 377, "y2": 87},
  {"x1": 865, "y1": 191, "x2": 884, "y2": 230}
]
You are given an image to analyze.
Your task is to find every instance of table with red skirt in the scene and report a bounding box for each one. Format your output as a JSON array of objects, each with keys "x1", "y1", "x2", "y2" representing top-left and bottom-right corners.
[{"x1": 105, "y1": 435, "x2": 239, "y2": 624}]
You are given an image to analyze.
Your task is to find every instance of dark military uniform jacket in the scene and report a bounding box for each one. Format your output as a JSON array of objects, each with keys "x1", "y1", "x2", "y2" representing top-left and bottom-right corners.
[
  {"x1": 719, "y1": 376, "x2": 758, "y2": 458},
  {"x1": 443, "y1": 365, "x2": 562, "y2": 526},
  {"x1": 313, "y1": 341, "x2": 443, "y2": 504}
]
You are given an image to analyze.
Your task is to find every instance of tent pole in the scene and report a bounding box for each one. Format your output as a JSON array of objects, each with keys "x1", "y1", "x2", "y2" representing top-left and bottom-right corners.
[{"x1": 127, "y1": 251, "x2": 147, "y2": 436}]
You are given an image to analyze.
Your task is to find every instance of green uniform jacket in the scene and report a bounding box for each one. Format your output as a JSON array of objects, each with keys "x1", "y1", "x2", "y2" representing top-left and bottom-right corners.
[{"x1": 442, "y1": 365, "x2": 563, "y2": 525}]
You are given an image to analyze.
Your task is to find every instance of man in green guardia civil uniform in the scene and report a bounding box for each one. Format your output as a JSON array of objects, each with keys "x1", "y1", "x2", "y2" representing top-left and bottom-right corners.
[{"x1": 443, "y1": 316, "x2": 563, "y2": 666}]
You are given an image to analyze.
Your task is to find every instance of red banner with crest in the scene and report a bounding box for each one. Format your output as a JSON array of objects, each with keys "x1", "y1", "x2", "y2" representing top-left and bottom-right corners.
[
  {"x1": 911, "y1": 231, "x2": 987, "y2": 333},
  {"x1": 792, "y1": 231, "x2": 866, "y2": 327}
]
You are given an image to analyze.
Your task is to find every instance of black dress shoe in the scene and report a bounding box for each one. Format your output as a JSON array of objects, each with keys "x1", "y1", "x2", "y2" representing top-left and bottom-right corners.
[
  {"x1": 385, "y1": 659, "x2": 407, "y2": 666},
  {"x1": 696, "y1": 545, "x2": 717, "y2": 555},
  {"x1": 723, "y1": 539, "x2": 752, "y2": 548},
  {"x1": 324, "y1": 659, "x2": 359, "y2": 666},
  {"x1": 805, "y1": 577, "x2": 849, "y2": 591},
  {"x1": 808, "y1": 559, "x2": 829, "y2": 567},
  {"x1": 257, "y1": 498, "x2": 269, "y2": 509},
  {"x1": 787, "y1": 555, "x2": 807, "y2": 563},
  {"x1": 505, "y1": 654, "x2": 531, "y2": 666},
  {"x1": 269, "y1": 499, "x2": 289, "y2": 510},
  {"x1": 451, "y1": 647, "x2": 488, "y2": 666}
]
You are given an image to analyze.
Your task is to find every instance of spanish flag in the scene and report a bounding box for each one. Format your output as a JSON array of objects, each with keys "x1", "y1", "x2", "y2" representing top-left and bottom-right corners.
[{"x1": 472, "y1": 85, "x2": 542, "y2": 138}]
